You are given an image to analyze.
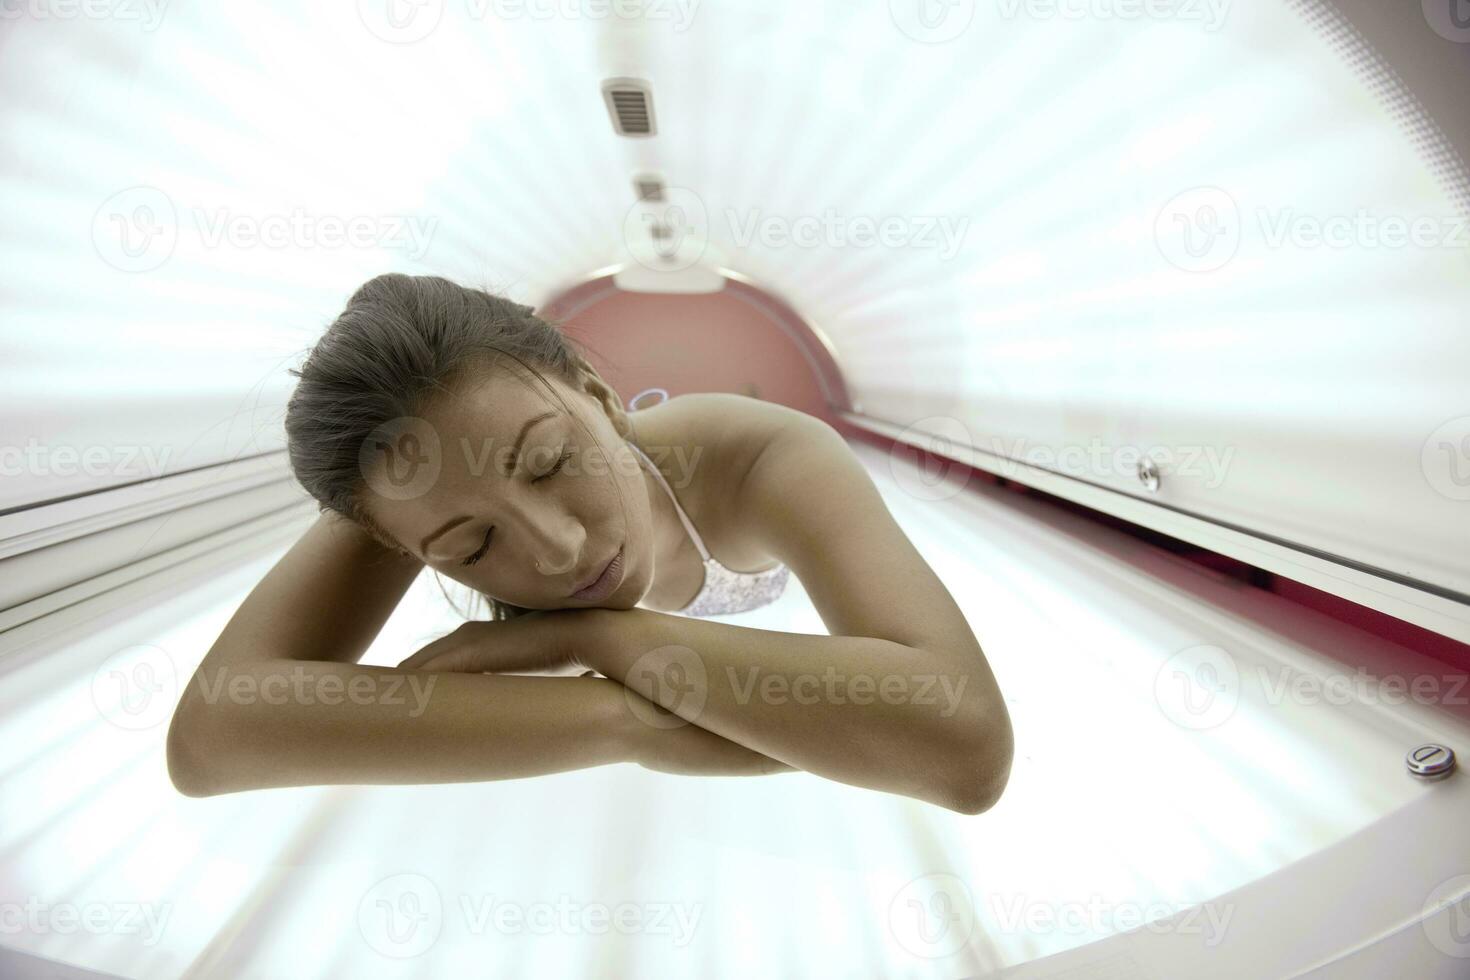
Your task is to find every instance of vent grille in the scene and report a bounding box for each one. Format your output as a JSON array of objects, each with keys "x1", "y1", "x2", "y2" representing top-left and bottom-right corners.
[
  {"x1": 633, "y1": 174, "x2": 665, "y2": 201},
  {"x1": 602, "y1": 78, "x2": 656, "y2": 137}
]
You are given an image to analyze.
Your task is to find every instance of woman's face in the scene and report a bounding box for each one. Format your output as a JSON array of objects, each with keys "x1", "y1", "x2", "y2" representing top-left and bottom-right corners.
[{"x1": 360, "y1": 365, "x2": 653, "y2": 610}]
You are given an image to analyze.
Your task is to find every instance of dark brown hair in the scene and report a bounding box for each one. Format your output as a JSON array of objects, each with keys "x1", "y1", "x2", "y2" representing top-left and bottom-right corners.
[{"x1": 284, "y1": 273, "x2": 631, "y2": 622}]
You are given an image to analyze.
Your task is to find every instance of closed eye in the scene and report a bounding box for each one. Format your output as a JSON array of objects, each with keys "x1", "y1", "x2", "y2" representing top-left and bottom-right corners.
[{"x1": 461, "y1": 448, "x2": 573, "y2": 567}]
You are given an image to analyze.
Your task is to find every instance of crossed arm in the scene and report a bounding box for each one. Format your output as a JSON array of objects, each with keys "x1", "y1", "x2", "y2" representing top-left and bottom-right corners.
[
  {"x1": 457, "y1": 405, "x2": 1018, "y2": 814},
  {"x1": 394, "y1": 605, "x2": 1010, "y2": 814}
]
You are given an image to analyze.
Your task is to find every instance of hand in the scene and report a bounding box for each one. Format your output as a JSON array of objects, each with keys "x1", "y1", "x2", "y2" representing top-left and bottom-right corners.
[{"x1": 396, "y1": 609, "x2": 593, "y2": 675}]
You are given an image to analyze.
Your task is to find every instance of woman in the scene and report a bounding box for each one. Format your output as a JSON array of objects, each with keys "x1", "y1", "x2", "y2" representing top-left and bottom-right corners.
[{"x1": 165, "y1": 273, "x2": 1013, "y2": 814}]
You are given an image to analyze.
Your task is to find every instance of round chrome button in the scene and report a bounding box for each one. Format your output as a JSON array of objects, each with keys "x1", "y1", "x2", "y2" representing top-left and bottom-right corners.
[
  {"x1": 1137, "y1": 456, "x2": 1161, "y2": 493},
  {"x1": 1406, "y1": 743, "x2": 1456, "y2": 780}
]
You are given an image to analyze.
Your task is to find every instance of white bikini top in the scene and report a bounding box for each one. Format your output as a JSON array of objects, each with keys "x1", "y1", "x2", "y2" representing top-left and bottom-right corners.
[{"x1": 627, "y1": 440, "x2": 791, "y2": 618}]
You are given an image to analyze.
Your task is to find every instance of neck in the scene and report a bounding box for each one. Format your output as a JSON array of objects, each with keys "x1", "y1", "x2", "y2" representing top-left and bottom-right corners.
[{"x1": 629, "y1": 439, "x2": 689, "y2": 581}]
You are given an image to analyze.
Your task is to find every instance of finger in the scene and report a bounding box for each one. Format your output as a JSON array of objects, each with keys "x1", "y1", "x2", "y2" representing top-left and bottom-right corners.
[{"x1": 398, "y1": 641, "x2": 565, "y2": 674}]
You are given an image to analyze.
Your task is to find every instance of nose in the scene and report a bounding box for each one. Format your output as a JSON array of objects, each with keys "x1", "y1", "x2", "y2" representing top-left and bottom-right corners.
[{"x1": 522, "y1": 514, "x2": 585, "y2": 578}]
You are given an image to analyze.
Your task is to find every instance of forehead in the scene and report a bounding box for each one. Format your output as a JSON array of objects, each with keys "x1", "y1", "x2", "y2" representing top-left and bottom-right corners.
[
  {"x1": 361, "y1": 365, "x2": 577, "y2": 530},
  {"x1": 426, "y1": 363, "x2": 560, "y2": 438}
]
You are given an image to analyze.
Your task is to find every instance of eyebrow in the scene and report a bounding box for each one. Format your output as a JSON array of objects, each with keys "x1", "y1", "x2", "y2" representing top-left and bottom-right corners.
[{"x1": 417, "y1": 409, "x2": 559, "y2": 556}]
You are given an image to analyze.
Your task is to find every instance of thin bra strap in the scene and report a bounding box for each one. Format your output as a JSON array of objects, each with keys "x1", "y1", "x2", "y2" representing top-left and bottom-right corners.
[{"x1": 626, "y1": 441, "x2": 711, "y2": 561}]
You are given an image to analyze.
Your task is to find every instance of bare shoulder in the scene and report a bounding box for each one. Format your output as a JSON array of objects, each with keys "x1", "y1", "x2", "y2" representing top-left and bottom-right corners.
[
  {"x1": 659, "y1": 392, "x2": 827, "y2": 483},
  {"x1": 633, "y1": 393, "x2": 830, "y2": 568}
]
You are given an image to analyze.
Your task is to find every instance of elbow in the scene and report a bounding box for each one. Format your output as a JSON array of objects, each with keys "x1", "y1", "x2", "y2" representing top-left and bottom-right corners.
[
  {"x1": 939, "y1": 704, "x2": 1015, "y2": 816},
  {"x1": 165, "y1": 699, "x2": 224, "y2": 798}
]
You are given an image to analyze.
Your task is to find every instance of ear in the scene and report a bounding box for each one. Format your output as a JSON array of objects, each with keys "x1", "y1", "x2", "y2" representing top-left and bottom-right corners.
[{"x1": 569, "y1": 353, "x2": 634, "y2": 441}]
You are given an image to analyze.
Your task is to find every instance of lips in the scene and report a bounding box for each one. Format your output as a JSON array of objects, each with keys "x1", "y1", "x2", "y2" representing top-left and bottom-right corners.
[{"x1": 571, "y1": 545, "x2": 624, "y2": 601}]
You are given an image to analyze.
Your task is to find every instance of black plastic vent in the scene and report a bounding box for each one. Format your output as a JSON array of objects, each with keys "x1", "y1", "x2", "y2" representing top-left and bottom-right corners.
[{"x1": 602, "y1": 78, "x2": 656, "y2": 137}]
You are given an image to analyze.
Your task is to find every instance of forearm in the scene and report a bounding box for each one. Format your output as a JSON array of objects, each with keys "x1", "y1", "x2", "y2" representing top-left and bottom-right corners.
[
  {"x1": 582, "y1": 609, "x2": 1012, "y2": 813},
  {"x1": 167, "y1": 658, "x2": 792, "y2": 797},
  {"x1": 167, "y1": 660, "x2": 638, "y2": 797}
]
